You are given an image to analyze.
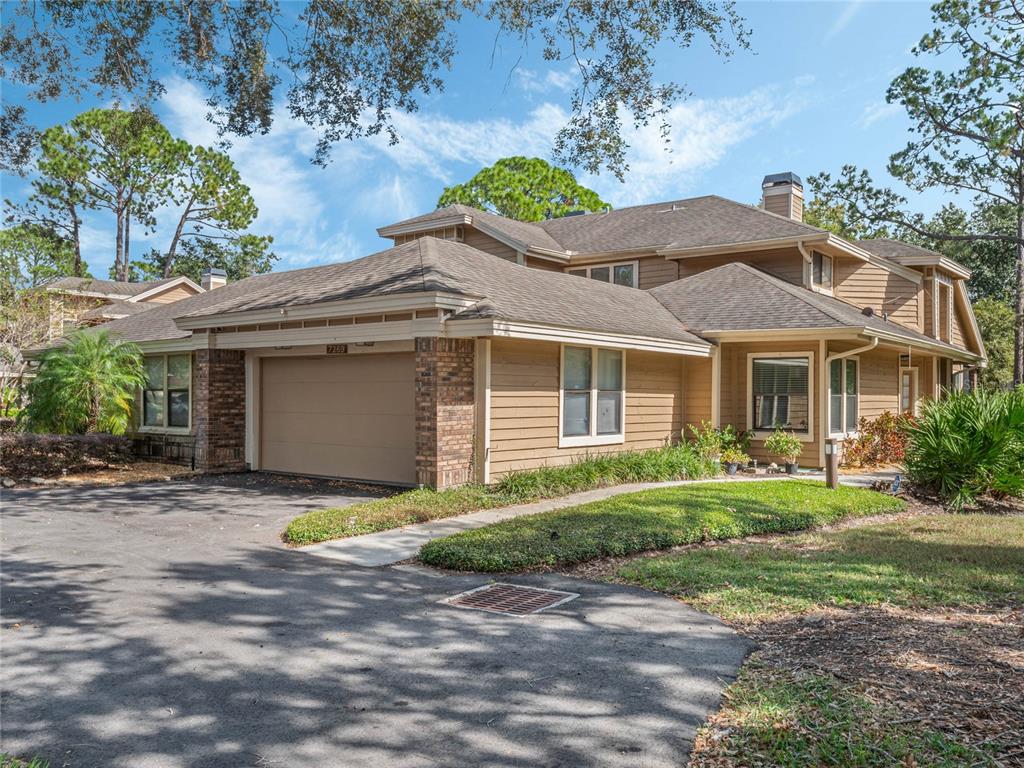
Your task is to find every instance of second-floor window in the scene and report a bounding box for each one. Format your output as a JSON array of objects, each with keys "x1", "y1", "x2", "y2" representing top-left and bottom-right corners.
[
  {"x1": 566, "y1": 261, "x2": 638, "y2": 288},
  {"x1": 811, "y1": 251, "x2": 833, "y2": 292}
]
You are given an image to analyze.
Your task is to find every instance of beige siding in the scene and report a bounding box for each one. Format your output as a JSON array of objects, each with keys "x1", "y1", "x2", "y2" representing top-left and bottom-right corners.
[
  {"x1": 144, "y1": 285, "x2": 198, "y2": 304},
  {"x1": 525, "y1": 256, "x2": 564, "y2": 272},
  {"x1": 951, "y1": 291, "x2": 966, "y2": 348},
  {"x1": 675, "y1": 247, "x2": 804, "y2": 286},
  {"x1": 824, "y1": 342, "x2": 901, "y2": 425},
  {"x1": 718, "y1": 340, "x2": 820, "y2": 467},
  {"x1": 834, "y1": 259, "x2": 920, "y2": 330},
  {"x1": 683, "y1": 356, "x2": 713, "y2": 436},
  {"x1": 637, "y1": 255, "x2": 679, "y2": 289},
  {"x1": 462, "y1": 226, "x2": 519, "y2": 262},
  {"x1": 923, "y1": 280, "x2": 934, "y2": 337},
  {"x1": 488, "y1": 339, "x2": 684, "y2": 477}
]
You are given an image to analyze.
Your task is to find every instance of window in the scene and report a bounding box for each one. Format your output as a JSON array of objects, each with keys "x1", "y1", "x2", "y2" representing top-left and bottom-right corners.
[
  {"x1": 900, "y1": 368, "x2": 918, "y2": 414},
  {"x1": 937, "y1": 281, "x2": 952, "y2": 342},
  {"x1": 561, "y1": 346, "x2": 625, "y2": 446},
  {"x1": 143, "y1": 353, "x2": 191, "y2": 429},
  {"x1": 566, "y1": 261, "x2": 638, "y2": 288},
  {"x1": 750, "y1": 356, "x2": 810, "y2": 433},
  {"x1": 829, "y1": 358, "x2": 859, "y2": 434},
  {"x1": 811, "y1": 251, "x2": 833, "y2": 292}
]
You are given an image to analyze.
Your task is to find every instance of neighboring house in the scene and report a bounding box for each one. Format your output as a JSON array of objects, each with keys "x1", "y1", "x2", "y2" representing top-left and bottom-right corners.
[
  {"x1": 87, "y1": 173, "x2": 985, "y2": 488},
  {"x1": 40, "y1": 274, "x2": 210, "y2": 340}
]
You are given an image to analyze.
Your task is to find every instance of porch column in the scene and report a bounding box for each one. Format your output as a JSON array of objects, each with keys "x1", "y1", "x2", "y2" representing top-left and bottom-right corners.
[
  {"x1": 193, "y1": 348, "x2": 247, "y2": 472},
  {"x1": 415, "y1": 337, "x2": 476, "y2": 489}
]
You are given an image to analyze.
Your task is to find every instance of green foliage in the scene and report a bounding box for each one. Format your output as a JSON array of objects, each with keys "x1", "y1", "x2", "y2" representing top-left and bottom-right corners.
[
  {"x1": 438, "y1": 157, "x2": 608, "y2": 222},
  {"x1": 283, "y1": 443, "x2": 719, "y2": 545},
  {"x1": 841, "y1": 411, "x2": 912, "y2": 468},
  {"x1": 802, "y1": 192, "x2": 893, "y2": 241},
  {"x1": 0, "y1": 223, "x2": 78, "y2": 303},
  {"x1": 131, "y1": 235, "x2": 276, "y2": 284},
  {"x1": 688, "y1": 420, "x2": 749, "y2": 461},
  {"x1": 24, "y1": 330, "x2": 145, "y2": 435},
  {"x1": 622, "y1": 513, "x2": 1023, "y2": 621},
  {"x1": 0, "y1": 755, "x2": 50, "y2": 768},
  {"x1": 764, "y1": 428, "x2": 803, "y2": 463},
  {"x1": 720, "y1": 446, "x2": 751, "y2": 465},
  {"x1": 419, "y1": 481, "x2": 904, "y2": 572},
  {"x1": 698, "y1": 665, "x2": 996, "y2": 767},
  {"x1": 974, "y1": 297, "x2": 1015, "y2": 391},
  {"x1": 809, "y1": 1, "x2": 1024, "y2": 383},
  {"x1": 494, "y1": 443, "x2": 718, "y2": 501},
  {"x1": 903, "y1": 387, "x2": 1024, "y2": 508},
  {"x1": 1, "y1": 1, "x2": 748, "y2": 177}
]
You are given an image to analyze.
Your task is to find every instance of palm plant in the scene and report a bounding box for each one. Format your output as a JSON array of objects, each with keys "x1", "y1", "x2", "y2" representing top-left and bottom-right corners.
[
  {"x1": 24, "y1": 330, "x2": 145, "y2": 435},
  {"x1": 903, "y1": 387, "x2": 1024, "y2": 509}
]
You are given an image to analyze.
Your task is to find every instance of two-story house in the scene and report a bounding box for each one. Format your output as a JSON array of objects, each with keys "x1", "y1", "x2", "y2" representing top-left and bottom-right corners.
[{"x1": 88, "y1": 173, "x2": 985, "y2": 487}]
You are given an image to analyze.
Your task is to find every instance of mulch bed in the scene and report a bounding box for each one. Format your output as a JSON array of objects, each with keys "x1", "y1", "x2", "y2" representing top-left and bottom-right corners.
[
  {"x1": 740, "y1": 606, "x2": 1024, "y2": 764},
  {"x1": 5, "y1": 460, "x2": 196, "y2": 489}
]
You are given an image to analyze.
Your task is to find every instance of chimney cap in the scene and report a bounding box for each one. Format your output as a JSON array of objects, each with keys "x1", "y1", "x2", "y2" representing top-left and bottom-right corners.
[
  {"x1": 762, "y1": 172, "x2": 803, "y2": 190},
  {"x1": 202, "y1": 267, "x2": 228, "y2": 277}
]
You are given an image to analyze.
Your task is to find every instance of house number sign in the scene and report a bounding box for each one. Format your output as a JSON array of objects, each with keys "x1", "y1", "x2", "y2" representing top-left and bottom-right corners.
[{"x1": 326, "y1": 344, "x2": 348, "y2": 354}]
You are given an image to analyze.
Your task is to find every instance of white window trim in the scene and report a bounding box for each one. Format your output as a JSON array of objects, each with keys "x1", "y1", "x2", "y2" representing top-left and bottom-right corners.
[
  {"x1": 827, "y1": 355, "x2": 860, "y2": 437},
  {"x1": 746, "y1": 350, "x2": 815, "y2": 442},
  {"x1": 810, "y1": 251, "x2": 834, "y2": 296},
  {"x1": 558, "y1": 345, "x2": 627, "y2": 448},
  {"x1": 564, "y1": 260, "x2": 640, "y2": 288},
  {"x1": 138, "y1": 352, "x2": 192, "y2": 434}
]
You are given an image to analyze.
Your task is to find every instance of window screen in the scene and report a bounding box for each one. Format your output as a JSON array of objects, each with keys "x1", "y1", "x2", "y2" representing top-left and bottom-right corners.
[{"x1": 752, "y1": 357, "x2": 809, "y2": 432}]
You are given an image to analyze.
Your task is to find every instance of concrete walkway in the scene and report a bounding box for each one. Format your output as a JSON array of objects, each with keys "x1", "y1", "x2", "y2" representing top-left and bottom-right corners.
[{"x1": 300, "y1": 470, "x2": 900, "y2": 567}]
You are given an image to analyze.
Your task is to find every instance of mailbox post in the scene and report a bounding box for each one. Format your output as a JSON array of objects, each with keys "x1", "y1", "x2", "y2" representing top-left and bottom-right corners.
[{"x1": 824, "y1": 437, "x2": 839, "y2": 490}]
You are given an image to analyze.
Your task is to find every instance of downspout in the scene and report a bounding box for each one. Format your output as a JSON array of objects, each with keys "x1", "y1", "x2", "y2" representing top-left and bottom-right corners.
[
  {"x1": 822, "y1": 335, "x2": 879, "y2": 464},
  {"x1": 825, "y1": 335, "x2": 879, "y2": 366},
  {"x1": 797, "y1": 240, "x2": 813, "y2": 289}
]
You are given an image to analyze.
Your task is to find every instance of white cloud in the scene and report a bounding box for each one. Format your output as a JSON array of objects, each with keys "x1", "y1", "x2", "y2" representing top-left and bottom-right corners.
[
  {"x1": 825, "y1": 1, "x2": 864, "y2": 41},
  {"x1": 515, "y1": 67, "x2": 577, "y2": 95},
  {"x1": 860, "y1": 101, "x2": 902, "y2": 128}
]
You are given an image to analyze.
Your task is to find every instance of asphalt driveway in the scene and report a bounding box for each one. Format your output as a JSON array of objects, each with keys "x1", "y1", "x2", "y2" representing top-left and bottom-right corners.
[{"x1": 1, "y1": 475, "x2": 751, "y2": 768}]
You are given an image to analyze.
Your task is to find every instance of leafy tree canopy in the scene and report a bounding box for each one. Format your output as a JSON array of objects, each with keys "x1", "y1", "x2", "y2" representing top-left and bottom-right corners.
[
  {"x1": 127, "y1": 235, "x2": 276, "y2": 285},
  {"x1": 973, "y1": 297, "x2": 1015, "y2": 391},
  {"x1": 0, "y1": 1, "x2": 749, "y2": 179},
  {"x1": 808, "y1": 0, "x2": 1024, "y2": 384},
  {"x1": 438, "y1": 156, "x2": 608, "y2": 222},
  {"x1": 0, "y1": 223, "x2": 79, "y2": 304}
]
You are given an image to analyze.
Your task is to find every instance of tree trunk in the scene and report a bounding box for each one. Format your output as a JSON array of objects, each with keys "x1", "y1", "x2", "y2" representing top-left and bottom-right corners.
[
  {"x1": 1015, "y1": 211, "x2": 1024, "y2": 387},
  {"x1": 114, "y1": 195, "x2": 125, "y2": 282},
  {"x1": 66, "y1": 187, "x2": 83, "y2": 278},
  {"x1": 86, "y1": 389, "x2": 101, "y2": 433},
  {"x1": 164, "y1": 194, "x2": 195, "y2": 278},
  {"x1": 124, "y1": 212, "x2": 131, "y2": 276}
]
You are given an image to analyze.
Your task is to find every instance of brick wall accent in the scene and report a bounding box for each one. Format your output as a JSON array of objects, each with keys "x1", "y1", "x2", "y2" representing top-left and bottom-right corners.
[
  {"x1": 193, "y1": 349, "x2": 246, "y2": 472},
  {"x1": 415, "y1": 337, "x2": 475, "y2": 489}
]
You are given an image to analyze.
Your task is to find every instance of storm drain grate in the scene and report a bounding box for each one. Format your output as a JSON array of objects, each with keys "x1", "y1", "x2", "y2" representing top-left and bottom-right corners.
[{"x1": 442, "y1": 583, "x2": 579, "y2": 616}]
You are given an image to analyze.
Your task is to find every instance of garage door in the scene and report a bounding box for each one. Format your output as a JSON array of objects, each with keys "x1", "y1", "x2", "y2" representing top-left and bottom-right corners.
[{"x1": 260, "y1": 353, "x2": 416, "y2": 485}]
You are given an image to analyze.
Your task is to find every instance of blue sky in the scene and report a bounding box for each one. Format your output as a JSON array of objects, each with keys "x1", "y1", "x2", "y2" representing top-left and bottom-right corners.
[{"x1": 3, "y1": 1, "x2": 945, "y2": 279}]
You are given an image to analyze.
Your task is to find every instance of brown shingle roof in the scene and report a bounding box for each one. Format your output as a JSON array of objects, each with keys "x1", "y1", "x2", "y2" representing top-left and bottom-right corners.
[
  {"x1": 378, "y1": 204, "x2": 564, "y2": 253},
  {"x1": 79, "y1": 301, "x2": 154, "y2": 320},
  {"x1": 650, "y1": 262, "x2": 969, "y2": 354},
  {"x1": 535, "y1": 196, "x2": 827, "y2": 254},
  {"x1": 96, "y1": 238, "x2": 709, "y2": 347},
  {"x1": 43, "y1": 276, "x2": 180, "y2": 298}
]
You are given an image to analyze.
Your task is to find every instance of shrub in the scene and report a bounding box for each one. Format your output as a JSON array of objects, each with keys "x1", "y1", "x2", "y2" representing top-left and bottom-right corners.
[
  {"x1": 841, "y1": 411, "x2": 912, "y2": 467},
  {"x1": 903, "y1": 387, "x2": 1024, "y2": 509},
  {"x1": 720, "y1": 446, "x2": 750, "y2": 465},
  {"x1": 688, "y1": 420, "x2": 750, "y2": 461},
  {"x1": 420, "y1": 481, "x2": 905, "y2": 572},
  {"x1": 23, "y1": 330, "x2": 145, "y2": 435},
  {"x1": 284, "y1": 442, "x2": 721, "y2": 545},
  {"x1": 494, "y1": 442, "x2": 719, "y2": 502},
  {"x1": 764, "y1": 428, "x2": 802, "y2": 464},
  {"x1": 0, "y1": 433, "x2": 131, "y2": 478}
]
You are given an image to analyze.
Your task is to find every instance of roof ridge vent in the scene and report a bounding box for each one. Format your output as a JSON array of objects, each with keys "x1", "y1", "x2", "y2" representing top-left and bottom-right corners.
[{"x1": 660, "y1": 202, "x2": 685, "y2": 213}]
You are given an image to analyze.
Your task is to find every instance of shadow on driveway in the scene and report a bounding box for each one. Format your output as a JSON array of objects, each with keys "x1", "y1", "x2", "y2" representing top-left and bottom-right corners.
[{"x1": 1, "y1": 476, "x2": 751, "y2": 768}]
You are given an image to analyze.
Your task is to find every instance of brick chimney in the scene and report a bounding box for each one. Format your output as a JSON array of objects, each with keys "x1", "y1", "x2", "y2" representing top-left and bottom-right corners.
[
  {"x1": 761, "y1": 172, "x2": 804, "y2": 221},
  {"x1": 201, "y1": 268, "x2": 227, "y2": 291}
]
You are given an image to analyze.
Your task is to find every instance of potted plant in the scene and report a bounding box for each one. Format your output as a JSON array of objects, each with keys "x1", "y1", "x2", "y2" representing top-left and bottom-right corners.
[
  {"x1": 764, "y1": 428, "x2": 802, "y2": 474},
  {"x1": 720, "y1": 446, "x2": 750, "y2": 476}
]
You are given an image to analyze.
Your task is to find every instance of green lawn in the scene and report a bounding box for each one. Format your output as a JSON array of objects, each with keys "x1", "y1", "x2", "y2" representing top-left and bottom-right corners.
[
  {"x1": 419, "y1": 480, "x2": 905, "y2": 571},
  {"x1": 618, "y1": 513, "x2": 1024, "y2": 621},
  {"x1": 283, "y1": 443, "x2": 717, "y2": 545},
  {"x1": 697, "y1": 664, "x2": 996, "y2": 768},
  {"x1": 1, "y1": 756, "x2": 49, "y2": 768}
]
